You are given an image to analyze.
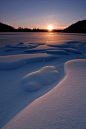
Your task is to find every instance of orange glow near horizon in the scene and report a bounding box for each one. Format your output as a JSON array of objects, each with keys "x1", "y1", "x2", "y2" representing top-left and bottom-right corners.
[{"x1": 47, "y1": 25, "x2": 53, "y2": 31}]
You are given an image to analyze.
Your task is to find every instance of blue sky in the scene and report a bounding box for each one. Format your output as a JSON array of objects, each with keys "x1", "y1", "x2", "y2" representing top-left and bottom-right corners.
[{"x1": 0, "y1": 0, "x2": 86, "y2": 29}]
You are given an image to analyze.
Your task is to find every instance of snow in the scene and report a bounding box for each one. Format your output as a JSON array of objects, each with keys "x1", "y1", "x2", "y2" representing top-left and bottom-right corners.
[
  {"x1": 0, "y1": 32, "x2": 86, "y2": 129},
  {"x1": 46, "y1": 49, "x2": 69, "y2": 55},
  {"x1": 0, "y1": 54, "x2": 56, "y2": 70},
  {"x1": 62, "y1": 48, "x2": 82, "y2": 54},
  {"x1": 22, "y1": 66, "x2": 59, "y2": 91}
]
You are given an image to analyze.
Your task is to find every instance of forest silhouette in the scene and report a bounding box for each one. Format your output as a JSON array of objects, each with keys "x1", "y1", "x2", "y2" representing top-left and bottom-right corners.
[{"x1": 0, "y1": 20, "x2": 86, "y2": 33}]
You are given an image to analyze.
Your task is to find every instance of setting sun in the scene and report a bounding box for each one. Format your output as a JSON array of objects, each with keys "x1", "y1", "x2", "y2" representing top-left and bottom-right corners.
[{"x1": 47, "y1": 25, "x2": 53, "y2": 31}]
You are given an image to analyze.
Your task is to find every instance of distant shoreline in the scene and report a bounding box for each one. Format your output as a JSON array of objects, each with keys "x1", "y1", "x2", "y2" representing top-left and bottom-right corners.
[{"x1": 0, "y1": 20, "x2": 86, "y2": 33}]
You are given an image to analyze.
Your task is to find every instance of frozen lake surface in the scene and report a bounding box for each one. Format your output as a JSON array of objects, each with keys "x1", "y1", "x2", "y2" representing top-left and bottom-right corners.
[
  {"x1": 0, "y1": 32, "x2": 86, "y2": 129},
  {"x1": 0, "y1": 32, "x2": 86, "y2": 47}
]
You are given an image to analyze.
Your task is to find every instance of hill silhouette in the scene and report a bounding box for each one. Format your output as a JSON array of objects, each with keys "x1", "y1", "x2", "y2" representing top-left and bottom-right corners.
[
  {"x1": 0, "y1": 22, "x2": 15, "y2": 32},
  {"x1": 0, "y1": 22, "x2": 48, "y2": 32},
  {"x1": 0, "y1": 20, "x2": 86, "y2": 33},
  {"x1": 63, "y1": 20, "x2": 86, "y2": 33}
]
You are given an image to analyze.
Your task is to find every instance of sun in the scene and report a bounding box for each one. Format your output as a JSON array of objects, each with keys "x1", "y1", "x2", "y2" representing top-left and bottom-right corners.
[{"x1": 47, "y1": 25, "x2": 53, "y2": 31}]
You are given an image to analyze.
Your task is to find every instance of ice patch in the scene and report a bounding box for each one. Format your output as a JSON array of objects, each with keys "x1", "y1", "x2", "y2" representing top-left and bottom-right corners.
[{"x1": 22, "y1": 66, "x2": 59, "y2": 91}]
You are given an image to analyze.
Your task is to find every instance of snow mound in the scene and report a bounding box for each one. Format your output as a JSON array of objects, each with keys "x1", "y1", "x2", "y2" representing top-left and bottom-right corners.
[
  {"x1": 22, "y1": 66, "x2": 59, "y2": 91},
  {"x1": 3, "y1": 59, "x2": 86, "y2": 129},
  {"x1": 65, "y1": 59, "x2": 86, "y2": 72}
]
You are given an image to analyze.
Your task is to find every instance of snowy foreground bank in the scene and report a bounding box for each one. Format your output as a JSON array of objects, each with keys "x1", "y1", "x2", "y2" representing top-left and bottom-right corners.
[{"x1": 0, "y1": 33, "x2": 86, "y2": 129}]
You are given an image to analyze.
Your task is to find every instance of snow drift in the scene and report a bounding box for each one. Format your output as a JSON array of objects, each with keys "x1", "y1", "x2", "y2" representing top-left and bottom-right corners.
[
  {"x1": 22, "y1": 66, "x2": 59, "y2": 91},
  {"x1": 2, "y1": 59, "x2": 86, "y2": 129}
]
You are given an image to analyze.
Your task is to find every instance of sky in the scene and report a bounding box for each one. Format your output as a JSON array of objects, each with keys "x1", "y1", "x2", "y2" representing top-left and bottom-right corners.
[{"x1": 0, "y1": 0, "x2": 86, "y2": 29}]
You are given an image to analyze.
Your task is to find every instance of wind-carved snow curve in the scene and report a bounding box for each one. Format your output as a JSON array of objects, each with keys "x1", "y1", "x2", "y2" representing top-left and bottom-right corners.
[{"x1": 22, "y1": 66, "x2": 59, "y2": 91}]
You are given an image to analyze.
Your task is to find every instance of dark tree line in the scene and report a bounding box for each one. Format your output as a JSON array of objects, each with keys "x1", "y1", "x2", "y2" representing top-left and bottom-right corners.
[
  {"x1": 0, "y1": 20, "x2": 86, "y2": 33},
  {"x1": 0, "y1": 22, "x2": 59, "y2": 32}
]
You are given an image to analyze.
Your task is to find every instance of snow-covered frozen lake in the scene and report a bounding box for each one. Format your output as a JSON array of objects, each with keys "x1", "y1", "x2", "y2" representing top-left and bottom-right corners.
[
  {"x1": 0, "y1": 32, "x2": 86, "y2": 47},
  {"x1": 0, "y1": 32, "x2": 86, "y2": 129}
]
